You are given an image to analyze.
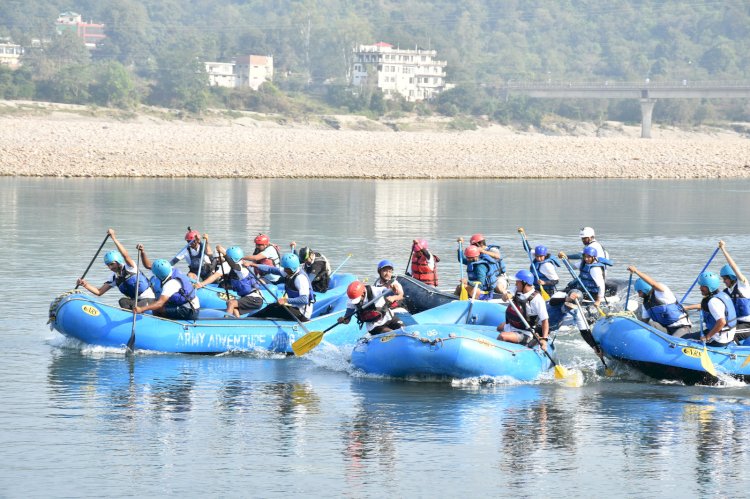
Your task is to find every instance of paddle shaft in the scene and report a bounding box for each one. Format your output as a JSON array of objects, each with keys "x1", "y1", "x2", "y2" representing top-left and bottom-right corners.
[
  {"x1": 75, "y1": 233, "x2": 110, "y2": 289},
  {"x1": 405, "y1": 247, "x2": 414, "y2": 276},
  {"x1": 331, "y1": 253, "x2": 352, "y2": 277},
  {"x1": 126, "y1": 247, "x2": 141, "y2": 352},
  {"x1": 680, "y1": 247, "x2": 720, "y2": 304},
  {"x1": 506, "y1": 297, "x2": 558, "y2": 368},
  {"x1": 458, "y1": 242, "x2": 465, "y2": 282},
  {"x1": 624, "y1": 272, "x2": 633, "y2": 312},
  {"x1": 256, "y1": 274, "x2": 313, "y2": 336},
  {"x1": 520, "y1": 231, "x2": 547, "y2": 297},
  {"x1": 575, "y1": 299, "x2": 610, "y2": 370},
  {"x1": 197, "y1": 236, "x2": 207, "y2": 282}
]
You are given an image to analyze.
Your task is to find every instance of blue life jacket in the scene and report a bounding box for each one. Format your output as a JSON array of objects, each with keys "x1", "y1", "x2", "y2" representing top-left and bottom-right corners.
[
  {"x1": 285, "y1": 270, "x2": 313, "y2": 304},
  {"x1": 115, "y1": 269, "x2": 151, "y2": 299},
  {"x1": 165, "y1": 269, "x2": 196, "y2": 307},
  {"x1": 467, "y1": 260, "x2": 495, "y2": 292},
  {"x1": 726, "y1": 286, "x2": 750, "y2": 318},
  {"x1": 149, "y1": 275, "x2": 162, "y2": 296},
  {"x1": 531, "y1": 257, "x2": 559, "y2": 292},
  {"x1": 643, "y1": 291, "x2": 688, "y2": 327},
  {"x1": 188, "y1": 244, "x2": 205, "y2": 274},
  {"x1": 702, "y1": 291, "x2": 737, "y2": 332},
  {"x1": 230, "y1": 268, "x2": 260, "y2": 297},
  {"x1": 481, "y1": 244, "x2": 506, "y2": 274},
  {"x1": 578, "y1": 261, "x2": 608, "y2": 296}
]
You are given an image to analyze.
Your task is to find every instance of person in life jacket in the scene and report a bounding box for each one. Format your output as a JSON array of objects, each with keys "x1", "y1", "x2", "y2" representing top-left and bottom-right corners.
[
  {"x1": 76, "y1": 228, "x2": 155, "y2": 310},
  {"x1": 241, "y1": 233, "x2": 282, "y2": 284},
  {"x1": 373, "y1": 260, "x2": 407, "y2": 314},
  {"x1": 496, "y1": 270, "x2": 550, "y2": 349},
  {"x1": 289, "y1": 241, "x2": 331, "y2": 293},
  {"x1": 562, "y1": 289, "x2": 605, "y2": 360},
  {"x1": 195, "y1": 245, "x2": 264, "y2": 317},
  {"x1": 718, "y1": 240, "x2": 750, "y2": 343},
  {"x1": 248, "y1": 253, "x2": 313, "y2": 321},
  {"x1": 627, "y1": 265, "x2": 692, "y2": 337},
  {"x1": 456, "y1": 245, "x2": 497, "y2": 300},
  {"x1": 559, "y1": 247, "x2": 611, "y2": 307},
  {"x1": 337, "y1": 280, "x2": 404, "y2": 335},
  {"x1": 409, "y1": 238, "x2": 439, "y2": 286},
  {"x1": 682, "y1": 271, "x2": 737, "y2": 346},
  {"x1": 135, "y1": 259, "x2": 200, "y2": 320},
  {"x1": 458, "y1": 234, "x2": 507, "y2": 293},
  {"x1": 170, "y1": 227, "x2": 215, "y2": 281},
  {"x1": 530, "y1": 244, "x2": 560, "y2": 295},
  {"x1": 570, "y1": 227, "x2": 610, "y2": 273}
]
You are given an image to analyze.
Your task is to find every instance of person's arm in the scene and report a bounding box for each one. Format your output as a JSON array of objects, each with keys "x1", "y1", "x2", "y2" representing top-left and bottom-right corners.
[
  {"x1": 246, "y1": 262, "x2": 283, "y2": 276},
  {"x1": 482, "y1": 245, "x2": 501, "y2": 260},
  {"x1": 703, "y1": 298, "x2": 727, "y2": 341},
  {"x1": 194, "y1": 270, "x2": 222, "y2": 288},
  {"x1": 108, "y1": 228, "x2": 136, "y2": 268},
  {"x1": 134, "y1": 294, "x2": 169, "y2": 314},
  {"x1": 683, "y1": 303, "x2": 701, "y2": 311},
  {"x1": 202, "y1": 234, "x2": 213, "y2": 257},
  {"x1": 170, "y1": 246, "x2": 188, "y2": 266},
  {"x1": 137, "y1": 244, "x2": 152, "y2": 269},
  {"x1": 387, "y1": 281, "x2": 404, "y2": 304},
  {"x1": 627, "y1": 265, "x2": 666, "y2": 292},
  {"x1": 286, "y1": 276, "x2": 311, "y2": 306},
  {"x1": 457, "y1": 248, "x2": 468, "y2": 265},
  {"x1": 591, "y1": 267, "x2": 605, "y2": 305},
  {"x1": 76, "y1": 279, "x2": 112, "y2": 297},
  {"x1": 719, "y1": 240, "x2": 747, "y2": 284}
]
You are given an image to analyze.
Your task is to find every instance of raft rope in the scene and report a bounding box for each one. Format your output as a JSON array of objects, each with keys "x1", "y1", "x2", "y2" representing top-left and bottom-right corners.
[{"x1": 48, "y1": 289, "x2": 84, "y2": 324}]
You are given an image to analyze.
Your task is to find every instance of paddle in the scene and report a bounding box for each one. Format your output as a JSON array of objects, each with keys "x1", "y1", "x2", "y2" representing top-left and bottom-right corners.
[
  {"x1": 518, "y1": 228, "x2": 550, "y2": 301},
  {"x1": 624, "y1": 271, "x2": 633, "y2": 312},
  {"x1": 574, "y1": 298, "x2": 614, "y2": 376},
  {"x1": 679, "y1": 247, "x2": 720, "y2": 304},
  {"x1": 126, "y1": 246, "x2": 141, "y2": 352},
  {"x1": 197, "y1": 235, "x2": 207, "y2": 282},
  {"x1": 331, "y1": 253, "x2": 353, "y2": 277},
  {"x1": 464, "y1": 285, "x2": 479, "y2": 324},
  {"x1": 458, "y1": 241, "x2": 468, "y2": 301},
  {"x1": 292, "y1": 289, "x2": 394, "y2": 356},
  {"x1": 404, "y1": 246, "x2": 414, "y2": 276},
  {"x1": 698, "y1": 310, "x2": 718, "y2": 378},
  {"x1": 255, "y1": 275, "x2": 316, "y2": 344},
  {"x1": 505, "y1": 297, "x2": 577, "y2": 384},
  {"x1": 559, "y1": 255, "x2": 606, "y2": 317},
  {"x1": 75, "y1": 233, "x2": 110, "y2": 289}
]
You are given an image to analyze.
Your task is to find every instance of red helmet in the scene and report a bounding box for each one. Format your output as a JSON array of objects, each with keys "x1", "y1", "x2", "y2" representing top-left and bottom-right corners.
[
  {"x1": 254, "y1": 234, "x2": 269, "y2": 246},
  {"x1": 470, "y1": 233, "x2": 485, "y2": 245},
  {"x1": 347, "y1": 281, "x2": 365, "y2": 299},
  {"x1": 184, "y1": 229, "x2": 200, "y2": 242},
  {"x1": 464, "y1": 245, "x2": 481, "y2": 258},
  {"x1": 413, "y1": 239, "x2": 428, "y2": 251}
]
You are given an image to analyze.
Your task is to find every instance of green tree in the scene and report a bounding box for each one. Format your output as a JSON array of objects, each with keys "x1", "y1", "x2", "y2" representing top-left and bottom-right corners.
[{"x1": 90, "y1": 61, "x2": 138, "y2": 108}]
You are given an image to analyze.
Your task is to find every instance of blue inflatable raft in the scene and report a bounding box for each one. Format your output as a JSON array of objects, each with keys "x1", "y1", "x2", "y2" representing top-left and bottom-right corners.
[
  {"x1": 351, "y1": 300, "x2": 557, "y2": 381},
  {"x1": 592, "y1": 313, "x2": 750, "y2": 385}
]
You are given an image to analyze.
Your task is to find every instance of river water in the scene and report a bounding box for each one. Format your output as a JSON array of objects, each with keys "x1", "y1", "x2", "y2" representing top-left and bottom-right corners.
[{"x1": 2, "y1": 178, "x2": 750, "y2": 497}]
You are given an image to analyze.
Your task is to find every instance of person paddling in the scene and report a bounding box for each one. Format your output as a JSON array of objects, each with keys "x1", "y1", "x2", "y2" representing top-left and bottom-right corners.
[
  {"x1": 242, "y1": 234, "x2": 282, "y2": 284},
  {"x1": 463, "y1": 234, "x2": 507, "y2": 293},
  {"x1": 718, "y1": 240, "x2": 750, "y2": 343},
  {"x1": 627, "y1": 265, "x2": 692, "y2": 337},
  {"x1": 409, "y1": 238, "x2": 439, "y2": 286},
  {"x1": 570, "y1": 227, "x2": 610, "y2": 272},
  {"x1": 135, "y1": 259, "x2": 200, "y2": 320},
  {"x1": 171, "y1": 227, "x2": 214, "y2": 280},
  {"x1": 530, "y1": 244, "x2": 560, "y2": 296},
  {"x1": 373, "y1": 260, "x2": 407, "y2": 314},
  {"x1": 77, "y1": 228, "x2": 155, "y2": 310},
  {"x1": 560, "y1": 248, "x2": 610, "y2": 308},
  {"x1": 684, "y1": 272, "x2": 737, "y2": 346},
  {"x1": 337, "y1": 280, "x2": 403, "y2": 335},
  {"x1": 290, "y1": 242, "x2": 331, "y2": 293},
  {"x1": 496, "y1": 270, "x2": 550, "y2": 350},
  {"x1": 247, "y1": 253, "x2": 313, "y2": 321},
  {"x1": 195, "y1": 245, "x2": 264, "y2": 317}
]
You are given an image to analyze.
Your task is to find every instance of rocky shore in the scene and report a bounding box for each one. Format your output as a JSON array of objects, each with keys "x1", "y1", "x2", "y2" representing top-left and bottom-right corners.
[{"x1": 1, "y1": 102, "x2": 749, "y2": 179}]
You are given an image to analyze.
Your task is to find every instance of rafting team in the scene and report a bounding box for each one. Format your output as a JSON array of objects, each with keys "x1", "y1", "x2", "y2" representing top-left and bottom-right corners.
[{"x1": 76, "y1": 226, "x2": 750, "y2": 352}]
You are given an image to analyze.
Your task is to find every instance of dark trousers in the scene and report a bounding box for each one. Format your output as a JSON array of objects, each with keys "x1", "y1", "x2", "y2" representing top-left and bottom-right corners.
[{"x1": 252, "y1": 303, "x2": 309, "y2": 322}]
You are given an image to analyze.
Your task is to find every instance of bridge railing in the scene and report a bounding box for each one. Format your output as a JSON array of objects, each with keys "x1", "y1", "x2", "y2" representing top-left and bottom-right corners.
[{"x1": 506, "y1": 80, "x2": 750, "y2": 89}]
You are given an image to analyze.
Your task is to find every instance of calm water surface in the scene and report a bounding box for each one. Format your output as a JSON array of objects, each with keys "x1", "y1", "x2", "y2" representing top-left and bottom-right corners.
[{"x1": 2, "y1": 178, "x2": 750, "y2": 497}]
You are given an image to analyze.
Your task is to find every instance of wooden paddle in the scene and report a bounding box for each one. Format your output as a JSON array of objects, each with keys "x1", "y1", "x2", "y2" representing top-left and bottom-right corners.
[
  {"x1": 292, "y1": 290, "x2": 393, "y2": 356},
  {"x1": 75, "y1": 232, "x2": 110, "y2": 289},
  {"x1": 126, "y1": 246, "x2": 141, "y2": 353},
  {"x1": 518, "y1": 228, "x2": 550, "y2": 301}
]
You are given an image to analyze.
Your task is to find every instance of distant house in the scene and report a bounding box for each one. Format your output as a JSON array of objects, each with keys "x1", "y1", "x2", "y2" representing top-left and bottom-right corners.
[
  {"x1": 351, "y1": 42, "x2": 447, "y2": 101},
  {"x1": 55, "y1": 12, "x2": 106, "y2": 49},
  {"x1": 0, "y1": 42, "x2": 24, "y2": 69},
  {"x1": 204, "y1": 55, "x2": 274, "y2": 91}
]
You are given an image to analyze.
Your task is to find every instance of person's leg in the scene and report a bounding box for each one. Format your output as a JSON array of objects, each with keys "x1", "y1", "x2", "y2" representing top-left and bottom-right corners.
[
  {"x1": 118, "y1": 297, "x2": 135, "y2": 310},
  {"x1": 226, "y1": 298, "x2": 239, "y2": 317}
]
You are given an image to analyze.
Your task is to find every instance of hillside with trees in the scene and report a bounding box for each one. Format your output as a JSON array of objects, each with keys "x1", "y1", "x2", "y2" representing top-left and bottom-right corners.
[{"x1": 1, "y1": 0, "x2": 748, "y2": 125}]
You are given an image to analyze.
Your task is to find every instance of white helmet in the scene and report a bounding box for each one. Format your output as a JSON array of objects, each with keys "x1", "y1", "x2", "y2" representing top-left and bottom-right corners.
[{"x1": 579, "y1": 227, "x2": 595, "y2": 238}]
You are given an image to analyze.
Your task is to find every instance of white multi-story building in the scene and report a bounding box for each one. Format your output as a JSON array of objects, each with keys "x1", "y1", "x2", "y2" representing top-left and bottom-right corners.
[
  {"x1": 204, "y1": 55, "x2": 273, "y2": 91},
  {"x1": 0, "y1": 43, "x2": 23, "y2": 69},
  {"x1": 351, "y1": 42, "x2": 447, "y2": 101}
]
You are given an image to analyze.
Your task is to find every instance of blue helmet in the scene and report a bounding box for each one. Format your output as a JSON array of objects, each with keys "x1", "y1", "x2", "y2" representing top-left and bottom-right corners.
[
  {"x1": 152, "y1": 259, "x2": 173, "y2": 282},
  {"x1": 534, "y1": 245, "x2": 547, "y2": 257},
  {"x1": 634, "y1": 278, "x2": 652, "y2": 295},
  {"x1": 103, "y1": 250, "x2": 125, "y2": 266},
  {"x1": 226, "y1": 246, "x2": 244, "y2": 263},
  {"x1": 583, "y1": 246, "x2": 598, "y2": 258},
  {"x1": 377, "y1": 259, "x2": 395, "y2": 271},
  {"x1": 515, "y1": 270, "x2": 535, "y2": 286},
  {"x1": 698, "y1": 271, "x2": 721, "y2": 292},
  {"x1": 280, "y1": 253, "x2": 300, "y2": 272},
  {"x1": 720, "y1": 264, "x2": 737, "y2": 281}
]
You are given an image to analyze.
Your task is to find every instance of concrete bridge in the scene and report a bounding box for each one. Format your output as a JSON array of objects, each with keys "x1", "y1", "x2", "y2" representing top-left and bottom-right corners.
[{"x1": 503, "y1": 80, "x2": 750, "y2": 138}]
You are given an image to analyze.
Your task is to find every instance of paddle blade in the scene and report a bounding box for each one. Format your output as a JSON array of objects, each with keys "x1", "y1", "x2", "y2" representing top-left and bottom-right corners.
[
  {"x1": 741, "y1": 355, "x2": 750, "y2": 369},
  {"x1": 292, "y1": 330, "x2": 326, "y2": 356},
  {"x1": 701, "y1": 344, "x2": 717, "y2": 377},
  {"x1": 540, "y1": 287, "x2": 550, "y2": 301},
  {"x1": 554, "y1": 365, "x2": 584, "y2": 387},
  {"x1": 459, "y1": 285, "x2": 468, "y2": 301}
]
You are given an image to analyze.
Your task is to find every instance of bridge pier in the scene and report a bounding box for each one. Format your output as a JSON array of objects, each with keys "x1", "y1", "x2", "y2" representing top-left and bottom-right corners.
[{"x1": 640, "y1": 98, "x2": 656, "y2": 138}]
